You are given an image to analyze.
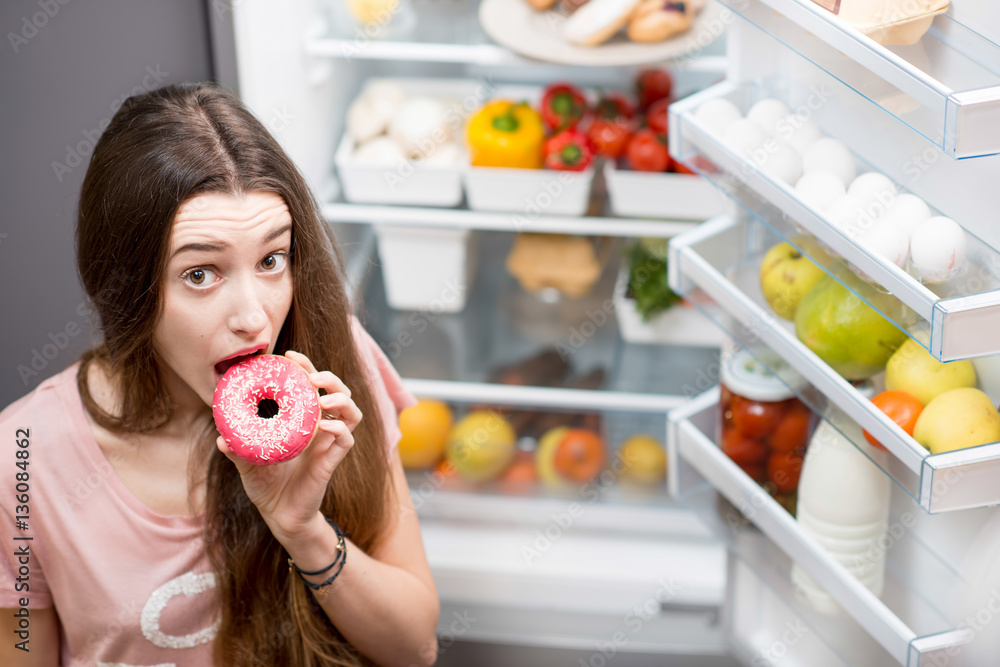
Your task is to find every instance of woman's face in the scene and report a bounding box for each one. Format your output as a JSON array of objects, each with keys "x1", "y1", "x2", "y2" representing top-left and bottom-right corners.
[{"x1": 154, "y1": 191, "x2": 295, "y2": 408}]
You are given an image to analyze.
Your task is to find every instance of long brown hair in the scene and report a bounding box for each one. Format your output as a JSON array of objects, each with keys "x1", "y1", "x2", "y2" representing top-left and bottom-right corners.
[{"x1": 75, "y1": 81, "x2": 391, "y2": 666}]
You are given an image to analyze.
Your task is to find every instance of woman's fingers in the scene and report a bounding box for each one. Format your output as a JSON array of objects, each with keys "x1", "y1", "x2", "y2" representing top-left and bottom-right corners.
[
  {"x1": 319, "y1": 393, "x2": 362, "y2": 429},
  {"x1": 216, "y1": 435, "x2": 254, "y2": 476},
  {"x1": 285, "y1": 350, "x2": 353, "y2": 398}
]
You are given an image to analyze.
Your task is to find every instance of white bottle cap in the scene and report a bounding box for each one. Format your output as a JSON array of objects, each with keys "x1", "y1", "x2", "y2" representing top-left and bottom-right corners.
[{"x1": 721, "y1": 347, "x2": 809, "y2": 403}]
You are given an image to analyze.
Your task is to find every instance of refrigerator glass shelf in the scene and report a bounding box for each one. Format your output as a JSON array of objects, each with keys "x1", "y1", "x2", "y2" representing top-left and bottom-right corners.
[
  {"x1": 669, "y1": 81, "x2": 1000, "y2": 362},
  {"x1": 668, "y1": 389, "x2": 976, "y2": 666},
  {"x1": 322, "y1": 198, "x2": 703, "y2": 239},
  {"x1": 362, "y1": 230, "x2": 720, "y2": 394},
  {"x1": 311, "y1": 0, "x2": 521, "y2": 65},
  {"x1": 719, "y1": 0, "x2": 1000, "y2": 159},
  {"x1": 668, "y1": 215, "x2": 1000, "y2": 514}
]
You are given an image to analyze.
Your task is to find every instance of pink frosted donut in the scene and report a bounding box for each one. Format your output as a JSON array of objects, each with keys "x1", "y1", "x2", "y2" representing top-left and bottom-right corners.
[{"x1": 212, "y1": 354, "x2": 321, "y2": 465}]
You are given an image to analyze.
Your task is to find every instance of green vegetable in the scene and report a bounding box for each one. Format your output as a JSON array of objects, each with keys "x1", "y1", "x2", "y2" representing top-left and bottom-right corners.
[{"x1": 625, "y1": 241, "x2": 682, "y2": 322}]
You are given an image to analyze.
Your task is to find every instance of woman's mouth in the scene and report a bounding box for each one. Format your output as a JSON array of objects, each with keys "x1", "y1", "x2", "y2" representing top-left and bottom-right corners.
[{"x1": 214, "y1": 348, "x2": 266, "y2": 379}]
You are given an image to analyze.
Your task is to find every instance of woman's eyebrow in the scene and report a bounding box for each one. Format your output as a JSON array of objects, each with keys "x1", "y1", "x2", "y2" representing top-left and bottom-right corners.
[{"x1": 171, "y1": 223, "x2": 292, "y2": 259}]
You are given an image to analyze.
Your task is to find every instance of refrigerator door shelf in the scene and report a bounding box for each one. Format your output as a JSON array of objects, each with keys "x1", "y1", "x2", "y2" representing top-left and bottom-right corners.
[
  {"x1": 668, "y1": 214, "x2": 1000, "y2": 514},
  {"x1": 669, "y1": 81, "x2": 1000, "y2": 362},
  {"x1": 719, "y1": 0, "x2": 1000, "y2": 159},
  {"x1": 667, "y1": 389, "x2": 976, "y2": 666}
]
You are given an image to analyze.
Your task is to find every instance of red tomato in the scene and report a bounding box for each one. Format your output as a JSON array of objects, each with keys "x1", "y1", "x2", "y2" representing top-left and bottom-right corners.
[
  {"x1": 731, "y1": 395, "x2": 787, "y2": 439},
  {"x1": 739, "y1": 462, "x2": 767, "y2": 483},
  {"x1": 635, "y1": 69, "x2": 674, "y2": 110},
  {"x1": 587, "y1": 118, "x2": 633, "y2": 159},
  {"x1": 671, "y1": 162, "x2": 695, "y2": 175},
  {"x1": 625, "y1": 129, "x2": 671, "y2": 172},
  {"x1": 646, "y1": 98, "x2": 670, "y2": 135},
  {"x1": 863, "y1": 390, "x2": 923, "y2": 452},
  {"x1": 768, "y1": 451, "x2": 804, "y2": 493},
  {"x1": 769, "y1": 402, "x2": 813, "y2": 454},
  {"x1": 722, "y1": 426, "x2": 769, "y2": 466}
]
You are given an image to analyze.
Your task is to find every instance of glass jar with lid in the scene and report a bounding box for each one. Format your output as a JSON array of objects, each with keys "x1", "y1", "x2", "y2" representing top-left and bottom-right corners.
[{"x1": 719, "y1": 347, "x2": 816, "y2": 511}]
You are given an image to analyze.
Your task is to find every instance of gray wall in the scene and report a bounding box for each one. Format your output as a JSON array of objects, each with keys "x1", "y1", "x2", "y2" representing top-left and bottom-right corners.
[{"x1": 0, "y1": 1, "x2": 215, "y2": 409}]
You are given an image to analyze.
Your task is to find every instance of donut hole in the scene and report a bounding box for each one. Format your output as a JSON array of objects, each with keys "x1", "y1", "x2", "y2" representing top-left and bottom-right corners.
[{"x1": 257, "y1": 398, "x2": 280, "y2": 419}]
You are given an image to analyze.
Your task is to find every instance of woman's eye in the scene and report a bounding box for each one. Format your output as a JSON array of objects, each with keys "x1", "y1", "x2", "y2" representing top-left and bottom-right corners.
[
  {"x1": 261, "y1": 253, "x2": 288, "y2": 272},
  {"x1": 181, "y1": 267, "x2": 216, "y2": 287}
]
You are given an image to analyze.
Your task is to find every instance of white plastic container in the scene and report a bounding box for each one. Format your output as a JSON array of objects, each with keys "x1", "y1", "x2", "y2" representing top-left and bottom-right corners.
[
  {"x1": 335, "y1": 133, "x2": 466, "y2": 207},
  {"x1": 373, "y1": 225, "x2": 478, "y2": 313},
  {"x1": 603, "y1": 162, "x2": 733, "y2": 220},
  {"x1": 464, "y1": 165, "x2": 595, "y2": 216},
  {"x1": 464, "y1": 82, "x2": 595, "y2": 216},
  {"x1": 335, "y1": 77, "x2": 483, "y2": 207},
  {"x1": 613, "y1": 263, "x2": 725, "y2": 346},
  {"x1": 792, "y1": 397, "x2": 891, "y2": 616}
]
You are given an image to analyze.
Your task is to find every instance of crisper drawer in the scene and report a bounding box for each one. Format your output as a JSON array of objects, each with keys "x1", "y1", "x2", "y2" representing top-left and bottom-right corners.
[
  {"x1": 668, "y1": 215, "x2": 1000, "y2": 514},
  {"x1": 668, "y1": 80, "x2": 1000, "y2": 362},
  {"x1": 667, "y1": 389, "x2": 976, "y2": 666},
  {"x1": 400, "y1": 377, "x2": 730, "y2": 656}
]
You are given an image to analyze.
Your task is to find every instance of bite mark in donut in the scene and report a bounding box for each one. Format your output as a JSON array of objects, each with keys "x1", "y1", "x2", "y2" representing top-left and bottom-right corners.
[{"x1": 212, "y1": 354, "x2": 322, "y2": 465}]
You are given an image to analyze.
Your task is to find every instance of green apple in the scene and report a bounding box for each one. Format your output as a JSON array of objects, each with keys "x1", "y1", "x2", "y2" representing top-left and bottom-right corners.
[
  {"x1": 885, "y1": 335, "x2": 976, "y2": 406},
  {"x1": 913, "y1": 388, "x2": 1000, "y2": 454},
  {"x1": 759, "y1": 238, "x2": 831, "y2": 320}
]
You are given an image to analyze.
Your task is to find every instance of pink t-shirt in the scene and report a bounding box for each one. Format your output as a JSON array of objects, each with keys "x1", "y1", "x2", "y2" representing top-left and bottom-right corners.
[{"x1": 0, "y1": 320, "x2": 415, "y2": 666}]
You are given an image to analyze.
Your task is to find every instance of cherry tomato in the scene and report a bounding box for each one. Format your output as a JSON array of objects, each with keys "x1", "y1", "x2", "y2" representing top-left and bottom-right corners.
[
  {"x1": 739, "y1": 462, "x2": 767, "y2": 483},
  {"x1": 625, "y1": 129, "x2": 671, "y2": 172},
  {"x1": 769, "y1": 401, "x2": 813, "y2": 454},
  {"x1": 646, "y1": 98, "x2": 670, "y2": 135},
  {"x1": 731, "y1": 395, "x2": 787, "y2": 439},
  {"x1": 635, "y1": 68, "x2": 674, "y2": 110},
  {"x1": 587, "y1": 118, "x2": 633, "y2": 159},
  {"x1": 722, "y1": 426, "x2": 769, "y2": 466},
  {"x1": 767, "y1": 451, "x2": 804, "y2": 493},
  {"x1": 863, "y1": 390, "x2": 923, "y2": 452}
]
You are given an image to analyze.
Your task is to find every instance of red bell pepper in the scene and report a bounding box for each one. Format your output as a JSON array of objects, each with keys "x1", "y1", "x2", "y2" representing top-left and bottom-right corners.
[
  {"x1": 540, "y1": 83, "x2": 587, "y2": 132},
  {"x1": 544, "y1": 130, "x2": 594, "y2": 171}
]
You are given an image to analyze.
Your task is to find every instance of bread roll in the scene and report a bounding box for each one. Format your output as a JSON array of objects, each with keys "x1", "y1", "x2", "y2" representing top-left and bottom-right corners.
[
  {"x1": 563, "y1": 0, "x2": 642, "y2": 47},
  {"x1": 627, "y1": 0, "x2": 693, "y2": 43}
]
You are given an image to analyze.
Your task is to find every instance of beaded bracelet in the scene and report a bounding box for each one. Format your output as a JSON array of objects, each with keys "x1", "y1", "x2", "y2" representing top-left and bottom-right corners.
[{"x1": 287, "y1": 516, "x2": 349, "y2": 599}]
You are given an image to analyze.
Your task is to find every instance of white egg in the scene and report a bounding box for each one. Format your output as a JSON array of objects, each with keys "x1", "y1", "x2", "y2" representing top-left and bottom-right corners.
[
  {"x1": 389, "y1": 97, "x2": 451, "y2": 156},
  {"x1": 352, "y1": 135, "x2": 405, "y2": 165},
  {"x1": 909, "y1": 216, "x2": 967, "y2": 283},
  {"x1": 825, "y1": 195, "x2": 865, "y2": 237},
  {"x1": 695, "y1": 99, "x2": 743, "y2": 137},
  {"x1": 796, "y1": 170, "x2": 846, "y2": 212},
  {"x1": 759, "y1": 140, "x2": 803, "y2": 185},
  {"x1": 775, "y1": 116, "x2": 824, "y2": 155},
  {"x1": 747, "y1": 98, "x2": 791, "y2": 136},
  {"x1": 848, "y1": 172, "x2": 897, "y2": 218},
  {"x1": 803, "y1": 138, "x2": 856, "y2": 188},
  {"x1": 857, "y1": 220, "x2": 909, "y2": 267},
  {"x1": 418, "y1": 142, "x2": 464, "y2": 166},
  {"x1": 346, "y1": 97, "x2": 387, "y2": 144},
  {"x1": 881, "y1": 194, "x2": 932, "y2": 239},
  {"x1": 723, "y1": 119, "x2": 770, "y2": 159}
]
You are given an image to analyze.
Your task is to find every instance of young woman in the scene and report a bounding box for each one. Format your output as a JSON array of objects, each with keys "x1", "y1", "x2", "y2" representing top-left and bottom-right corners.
[{"x1": 0, "y1": 82, "x2": 439, "y2": 666}]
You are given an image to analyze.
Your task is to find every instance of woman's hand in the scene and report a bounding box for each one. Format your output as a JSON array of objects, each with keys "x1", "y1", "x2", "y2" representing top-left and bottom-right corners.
[{"x1": 215, "y1": 349, "x2": 362, "y2": 543}]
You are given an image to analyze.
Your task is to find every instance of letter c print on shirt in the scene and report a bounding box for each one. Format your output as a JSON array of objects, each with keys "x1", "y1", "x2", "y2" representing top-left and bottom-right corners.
[{"x1": 141, "y1": 571, "x2": 220, "y2": 649}]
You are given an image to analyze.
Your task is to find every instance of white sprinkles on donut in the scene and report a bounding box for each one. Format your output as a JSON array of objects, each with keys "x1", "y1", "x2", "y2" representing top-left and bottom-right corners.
[{"x1": 212, "y1": 354, "x2": 321, "y2": 465}]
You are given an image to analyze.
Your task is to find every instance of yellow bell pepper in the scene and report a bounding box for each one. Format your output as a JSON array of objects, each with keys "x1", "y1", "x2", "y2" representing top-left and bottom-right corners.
[{"x1": 466, "y1": 100, "x2": 545, "y2": 169}]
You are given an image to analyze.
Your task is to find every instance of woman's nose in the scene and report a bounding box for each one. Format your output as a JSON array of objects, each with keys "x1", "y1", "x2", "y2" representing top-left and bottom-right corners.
[{"x1": 227, "y1": 278, "x2": 270, "y2": 336}]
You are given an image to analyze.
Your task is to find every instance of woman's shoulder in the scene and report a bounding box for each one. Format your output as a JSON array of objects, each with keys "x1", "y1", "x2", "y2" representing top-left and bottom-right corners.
[
  {"x1": 0, "y1": 362, "x2": 80, "y2": 431},
  {"x1": 350, "y1": 316, "x2": 417, "y2": 412}
]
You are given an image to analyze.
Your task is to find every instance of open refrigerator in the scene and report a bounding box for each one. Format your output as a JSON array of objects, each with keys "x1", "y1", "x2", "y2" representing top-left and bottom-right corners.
[{"x1": 228, "y1": 1, "x2": 1000, "y2": 664}]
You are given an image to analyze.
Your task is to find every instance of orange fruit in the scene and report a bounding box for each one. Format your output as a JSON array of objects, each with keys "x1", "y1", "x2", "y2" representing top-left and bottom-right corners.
[
  {"x1": 398, "y1": 399, "x2": 454, "y2": 470},
  {"x1": 553, "y1": 429, "x2": 606, "y2": 483}
]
